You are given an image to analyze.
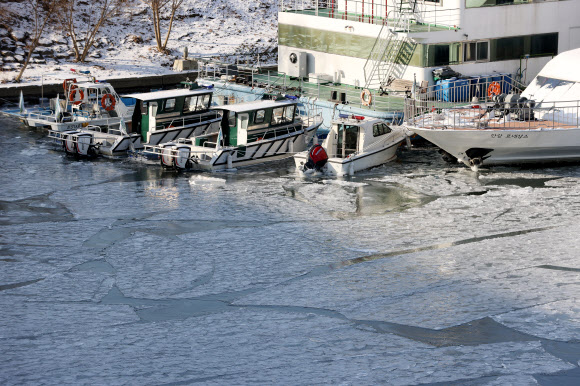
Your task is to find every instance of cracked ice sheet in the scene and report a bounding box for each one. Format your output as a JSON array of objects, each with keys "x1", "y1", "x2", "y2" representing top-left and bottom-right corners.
[
  {"x1": 3, "y1": 270, "x2": 116, "y2": 303},
  {"x1": 235, "y1": 224, "x2": 580, "y2": 331},
  {"x1": 0, "y1": 299, "x2": 137, "y2": 340},
  {"x1": 0, "y1": 136, "x2": 131, "y2": 201},
  {"x1": 495, "y1": 298, "x2": 580, "y2": 342},
  {"x1": 0, "y1": 309, "x2": 572, "y2": 385},
  {"x1": 293, "y1": 180, "x2": 580, "y2": 259},
  {"x1": 105, "y1": 221, "x2": 352, "y2": 300}
]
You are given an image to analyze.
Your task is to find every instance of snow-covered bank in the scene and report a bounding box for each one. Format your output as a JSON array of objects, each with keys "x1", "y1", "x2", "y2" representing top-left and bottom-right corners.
[{"x1": 0, "y1": 0, "x2": 278, "y2": 87}]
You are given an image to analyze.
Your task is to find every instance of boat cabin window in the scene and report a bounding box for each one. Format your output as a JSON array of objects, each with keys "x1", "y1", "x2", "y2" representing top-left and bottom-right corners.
[
  {"x1": 197, "y1": 94, "x2": 210, "y2": 110},
  {"x1": 373, "y1": 123, "x2": 392, "y2": 137},
  {"x1": 255, "y1": 109, "x2": 266, "y2": 124},
  {"x1": 140, "y1": 101, "x2": 148, "y2": 115},
  {"x1": 337, "y1": 124, "x2": 359, "y2": 157},
  {"x1": 271, "y1": 105, "x2": 295, "y2": 125},
  {"x1": 164, "y1": 98, "x2": 176, "y2": 112},
  {"x1": 228, "y1": 111, "x2": 236, "y2": 127},
  {"x1": 183, "y1": 94, "x2": 211, "y2": 113}
]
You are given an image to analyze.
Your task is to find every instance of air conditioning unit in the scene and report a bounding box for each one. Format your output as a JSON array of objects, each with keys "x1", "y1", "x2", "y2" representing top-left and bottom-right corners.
[{"x1": 288, "y1": 52, "x2": 308, "y2": 78}]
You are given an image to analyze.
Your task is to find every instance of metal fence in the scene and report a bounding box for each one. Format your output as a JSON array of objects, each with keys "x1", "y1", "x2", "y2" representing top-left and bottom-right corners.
[{"x1": 278, "y1": 0, "x2": 461, "y2": 31}]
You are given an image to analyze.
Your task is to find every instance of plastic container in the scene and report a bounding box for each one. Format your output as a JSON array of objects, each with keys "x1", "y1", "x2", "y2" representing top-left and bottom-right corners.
[{"x1": 500, "y1": 73, "x2": 513, "y2": 94}]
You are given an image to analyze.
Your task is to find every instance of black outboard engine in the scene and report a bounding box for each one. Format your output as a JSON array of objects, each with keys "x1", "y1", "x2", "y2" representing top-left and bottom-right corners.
[
  {"x1": 517, "y1": 98, "x2": 535, "y2": 121},
  {"x1": 304, "y1": 144, "x2": 328, "y2": 172}
]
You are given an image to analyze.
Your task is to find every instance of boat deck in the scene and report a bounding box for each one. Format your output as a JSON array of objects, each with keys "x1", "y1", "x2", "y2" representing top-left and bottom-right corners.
[{"x1": 282, "y1": 8, "x2": 453, "y2": 32}]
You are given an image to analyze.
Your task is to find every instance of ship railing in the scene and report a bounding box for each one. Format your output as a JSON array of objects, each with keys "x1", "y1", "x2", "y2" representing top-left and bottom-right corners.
[
  {"x1": 278, "y1": 0, "x2": 461, "y2": 31},
  {"x1": 160, "y1": 111, "x2": 222, "y2": 131},
  {"x1": 405, "y1": 97, "x2": 580, "y2": 130}
]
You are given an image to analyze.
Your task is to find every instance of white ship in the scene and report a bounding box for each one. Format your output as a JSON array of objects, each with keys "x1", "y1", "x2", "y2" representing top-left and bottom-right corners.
[{"x1": 405, "y1": 48, "x2": 580, "y2": 170}]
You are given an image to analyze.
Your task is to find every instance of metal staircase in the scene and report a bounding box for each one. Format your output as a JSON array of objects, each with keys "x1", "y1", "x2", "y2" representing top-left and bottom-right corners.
[{"x1": 363, "y1": 0, "x2": 418, "y2": 90}]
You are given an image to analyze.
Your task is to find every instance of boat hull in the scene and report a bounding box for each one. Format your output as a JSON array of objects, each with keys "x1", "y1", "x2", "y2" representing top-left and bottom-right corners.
[
  {"x1": 294, "y1": 140, "x2": 402, "y2": 175},
  {"x1": 410, "y1": 126, "x2": 580, "y2": 168}
]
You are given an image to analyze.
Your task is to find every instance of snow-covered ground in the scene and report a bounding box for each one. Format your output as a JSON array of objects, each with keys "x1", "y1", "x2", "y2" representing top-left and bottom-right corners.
[
  {"x1": 1, "y1": 115, "x2": 579, "y2": 385},
  {"x1": 0, "y1": 0, "x2": 278, "y2": 86}
]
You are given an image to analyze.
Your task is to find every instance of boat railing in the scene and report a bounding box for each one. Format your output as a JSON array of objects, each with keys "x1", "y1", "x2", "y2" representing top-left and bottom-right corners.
[
  {"x1": 162, "y1": 111, "x2": 221, "y2": 130},
  {"x1": 278, "y1": 0, "x2": 462, "y2": 31},
  {"x1": 197, "y1": 57, "x2": 403, "y2": 112},
  {"x1": 405, "y1": 98, "x2": 580, "y2": 130}
]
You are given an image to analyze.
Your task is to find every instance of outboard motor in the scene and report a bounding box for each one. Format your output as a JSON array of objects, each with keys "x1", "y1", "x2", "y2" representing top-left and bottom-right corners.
[
  {"x1": 75, "y1": 133, "x2": 95, "y2": 156},
  {"x1": 303, "y1": 144, "x2": 328, "y2": 172},
  {"x1": 173, "y1": 145, "x2": 192, "y2": 169},
  {"x1": 62, "y1": 130, "x2": 80, "y2": 154},
  {"x1": 160, "y1": 143, "x2": 176, "y2": 168}
]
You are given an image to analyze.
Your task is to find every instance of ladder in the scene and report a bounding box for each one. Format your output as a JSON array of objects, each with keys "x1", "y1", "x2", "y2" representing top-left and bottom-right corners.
[{"x1": 363, "y1": 0, "x2": 418, "y2": 90}]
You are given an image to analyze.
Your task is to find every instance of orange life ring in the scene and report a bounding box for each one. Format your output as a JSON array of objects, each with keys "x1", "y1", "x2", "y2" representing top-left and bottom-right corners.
[
  {"x1": 69, "y1": 89, "x2": 84, "y2": 105},
  {"x1": 101, "y1": 94, "x2": 116, "y2": 111},
  {"x1": 63, "y1": 78, "x2": 77, "y2": 91},
  {"x1": 487, "y1": 81, "x2": 501, "y2": 98},
  {"x1": 360, "y1": 88, "x2": 373, "y2": 106}
]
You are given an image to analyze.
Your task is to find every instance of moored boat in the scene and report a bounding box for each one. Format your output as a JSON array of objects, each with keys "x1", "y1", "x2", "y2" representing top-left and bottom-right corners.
[
  {"x1": 47, "y1": 82, "x2": 221, "y2": 157},
  {"x1": 294, "y1": 115, "x2": 406, "y2": 176},
  {"x1": 7, "y1": 74, "x2": 133, "y2": 132},
  {"x1": 405, "y1": 48, "x2": 580, "y2": 171},
  {"x1": 144, "y1": 97, "x2": 322, "y2": 171}
]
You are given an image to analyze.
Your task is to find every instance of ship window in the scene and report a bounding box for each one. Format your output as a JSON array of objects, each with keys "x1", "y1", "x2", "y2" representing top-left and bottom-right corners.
[
  {"x1": 284, "y1": 106, "x2": 295, "y2": 122},
  {"x1": 141, "y1": 101, "x2": 148, "y2": 115},
  {"x1": 197, "y1": 94, "x2": 210, "y2": 110},
  {"x1": 228, "y1": 111, "x2": 236, "y2": 127},
  {"x1": 373, "y1": 123, "x2": 392, "y2": 137},
  {"x1": 165, "y1": 98, "x2": 176, "y2": 112},
  {"x1": 255, "y1": 109, "x2": 266, "y2": 124},
  {"x1": 464, "y1": 41, "x2": 489, "y2": 62},
  {"x1": 183, "y1": 96, "x2": 197, "y2": 112}
]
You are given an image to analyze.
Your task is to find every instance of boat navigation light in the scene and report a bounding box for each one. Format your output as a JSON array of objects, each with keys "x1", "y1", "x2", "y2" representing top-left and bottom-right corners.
[{"x1": 352, "y1": 115, "x2": 365, "y2": 121}]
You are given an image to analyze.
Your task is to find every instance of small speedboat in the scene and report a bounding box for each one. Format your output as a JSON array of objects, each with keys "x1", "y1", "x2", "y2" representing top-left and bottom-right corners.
[{"x1": 294, "y1": 115, "x2": 406, "y2": 175}]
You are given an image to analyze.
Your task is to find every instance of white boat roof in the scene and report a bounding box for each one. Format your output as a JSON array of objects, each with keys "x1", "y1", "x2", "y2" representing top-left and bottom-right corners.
[
  {"x1": 122, "y1": 88, "x2": 211, "y2": 101},
  {"x1": 536, "y1": 48, "x2": 580, "y2": 83},
  {"x1": 213, "y1": 99, "x2": 295, "y2": 113}
]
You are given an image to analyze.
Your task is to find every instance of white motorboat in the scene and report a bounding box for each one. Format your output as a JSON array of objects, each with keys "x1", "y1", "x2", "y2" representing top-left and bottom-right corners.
[
  {"x1": 294, "y1": 115, "x2": 406, "y2": 176},
  {"x1": 405, "y1": 48, "x2": 580, "y2": 171},
  {"x1": 48, "y1": 119, "x2": 140, "y2": 157},
  {"x1": 144, "y1": 97, "x2": 322, "y2": 171},
  {"x1": 9, "y1": 74, "x2": 133, "y2": 132},
  {"x1": 47, "y1": 83, "x2": 221, "y2": 157}
]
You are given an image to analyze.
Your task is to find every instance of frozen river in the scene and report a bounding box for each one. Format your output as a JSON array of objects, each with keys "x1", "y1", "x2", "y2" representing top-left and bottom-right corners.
[{"x1": 1, "y1": 115, "x2": 579, "y2": 385}]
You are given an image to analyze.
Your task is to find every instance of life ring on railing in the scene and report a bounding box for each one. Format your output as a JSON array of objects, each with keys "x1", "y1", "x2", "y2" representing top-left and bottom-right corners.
[
  {"x1": 487, "y1": 81, "x2": 501, "y2": 98},
  {"x1": 63, "y1": 78, "x2": 77, "y2": 91},
  {"x1": 69, "y1": 89, "x2": 84, "y2": 105},
  {"x1": 360, "y1": 88, "x2": 373, "y2": 106},
  {"x1": 101, "y1": 94, "x2": 116, "y2": 111}
]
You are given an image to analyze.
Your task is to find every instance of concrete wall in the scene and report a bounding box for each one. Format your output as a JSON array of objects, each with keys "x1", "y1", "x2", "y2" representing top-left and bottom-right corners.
[{"x1": 0, "y1": 71, "x2": 200, "y2": 103}]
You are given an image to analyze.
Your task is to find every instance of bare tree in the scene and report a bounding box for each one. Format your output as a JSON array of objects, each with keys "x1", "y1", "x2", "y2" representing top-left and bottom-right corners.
[
  {"x1": 14, "y1": 0, "x2": 60, "y2": 82},
  {"x1": 141, "y1": 0, "x2": 185, "y2": 54},
  {"x1": 60, "y1": 0, "x2": 125, "y2": 63}
]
